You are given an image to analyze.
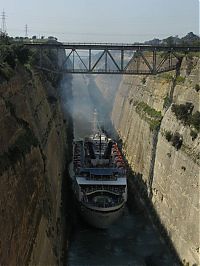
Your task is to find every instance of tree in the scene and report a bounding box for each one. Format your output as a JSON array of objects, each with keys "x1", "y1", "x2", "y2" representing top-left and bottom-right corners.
[{"x1": 164, "y1": 36, "x2": 175, "y2": 46}]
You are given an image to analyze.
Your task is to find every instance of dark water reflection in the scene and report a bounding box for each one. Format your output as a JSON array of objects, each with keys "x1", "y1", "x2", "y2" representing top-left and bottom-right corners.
[{"x1": 67, "y1": 206, "x2": 177, "y2": 266}]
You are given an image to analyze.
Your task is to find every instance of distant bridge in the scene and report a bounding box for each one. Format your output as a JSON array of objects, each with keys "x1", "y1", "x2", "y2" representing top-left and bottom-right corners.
[{"x1": 24, "y1": 42, "x2": 199, "y2": 75}]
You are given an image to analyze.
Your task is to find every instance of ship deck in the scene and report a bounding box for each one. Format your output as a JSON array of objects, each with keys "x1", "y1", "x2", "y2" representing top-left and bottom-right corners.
[{"x1": 76, "y1": 176, "x2": 127, "y2": 185}]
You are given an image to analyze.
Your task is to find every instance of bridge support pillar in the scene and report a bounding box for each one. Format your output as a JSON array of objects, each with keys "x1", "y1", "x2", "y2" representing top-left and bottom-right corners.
[{"x1": 121, "y1": 50, "x2": 124, "y2": 71}]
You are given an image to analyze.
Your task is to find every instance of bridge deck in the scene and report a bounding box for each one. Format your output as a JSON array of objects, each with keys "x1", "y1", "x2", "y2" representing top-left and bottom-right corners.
[{"x1": 24, "y1": 42, "x2": 199, "y2": 52}]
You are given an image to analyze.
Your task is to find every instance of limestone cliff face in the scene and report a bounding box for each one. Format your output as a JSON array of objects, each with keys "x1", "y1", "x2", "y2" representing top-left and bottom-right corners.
[
  {"x1": 0, "y1": 63, "x2": 71, "y2": 265},
  {"x1": 112, "y1": 67, "x2": 174, "y2": 186},
  {"x1": 111, "y1": 56, "x2": 199, "y2": 264}
]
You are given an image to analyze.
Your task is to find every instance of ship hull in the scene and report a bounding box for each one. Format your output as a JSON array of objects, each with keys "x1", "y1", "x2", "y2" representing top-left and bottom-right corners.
[{"x1": 79, "y1": 202, "x2": 125, "y2": 229}]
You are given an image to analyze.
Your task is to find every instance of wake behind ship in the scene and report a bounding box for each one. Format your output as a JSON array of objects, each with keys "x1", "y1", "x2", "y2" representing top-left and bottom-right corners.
[{"x1": 72, "y1": 111, "x2": 127, "y2": 229}]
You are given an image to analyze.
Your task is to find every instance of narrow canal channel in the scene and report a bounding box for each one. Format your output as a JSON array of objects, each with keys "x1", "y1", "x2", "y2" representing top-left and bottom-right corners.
[{"x1": 67, "y1": 77, "x2": 178, "y2": 266}]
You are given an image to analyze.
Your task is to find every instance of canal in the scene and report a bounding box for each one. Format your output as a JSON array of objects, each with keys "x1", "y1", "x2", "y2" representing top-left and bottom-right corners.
[{"x1": 67, "y1": 203, "x2": 177, "y2": 266}]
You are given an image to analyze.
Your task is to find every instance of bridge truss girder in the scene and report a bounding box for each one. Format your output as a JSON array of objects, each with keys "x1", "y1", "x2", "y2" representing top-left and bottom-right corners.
[
  {"x1": 27, "y1": 43, "x2": 198, "y2": 75},
  {"x1": 38, "y1": 48, "x2": 181, "y2": 75}
]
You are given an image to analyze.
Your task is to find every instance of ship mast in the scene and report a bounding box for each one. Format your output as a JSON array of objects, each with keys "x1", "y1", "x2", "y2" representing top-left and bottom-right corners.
[
  {"x1": 92, "y1": 109, "x2": 103, "y2": 159},
  {"x1": 92, "y1": 109, "x2": 99, "y2": 134},
  {"x1": 99, "y1": 134, "x2": 101, "y2": 159}
]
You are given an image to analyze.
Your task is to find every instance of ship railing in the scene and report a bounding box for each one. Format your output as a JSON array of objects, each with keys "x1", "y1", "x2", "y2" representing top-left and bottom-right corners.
[{"x1": 81, "y1": 185, "x2": 125, "y2": 194}]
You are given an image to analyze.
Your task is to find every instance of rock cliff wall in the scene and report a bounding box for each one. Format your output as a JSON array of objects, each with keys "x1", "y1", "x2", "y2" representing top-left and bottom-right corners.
[
  {"x1": 0, "y1": 55, "x2": 72, "y2": 265},
  {"x1": 111, "y1": 55, "x2": 199, "y2": 264}
]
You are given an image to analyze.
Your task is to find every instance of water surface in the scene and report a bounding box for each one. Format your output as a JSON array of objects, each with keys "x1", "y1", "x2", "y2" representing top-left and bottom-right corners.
[{"x1": 67, "y1": 206, "x2": 177, "y2": 266}]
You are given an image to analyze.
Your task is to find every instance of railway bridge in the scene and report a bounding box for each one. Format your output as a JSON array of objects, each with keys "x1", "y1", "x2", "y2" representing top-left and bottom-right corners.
[{"x1": 24, "y1": 42, "x2": 199, "y2": 75}]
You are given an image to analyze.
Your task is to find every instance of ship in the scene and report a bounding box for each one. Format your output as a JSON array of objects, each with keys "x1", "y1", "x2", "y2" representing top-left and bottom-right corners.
[{"x1": 72, "y1": 110, "x2": 127, "y2": 229}]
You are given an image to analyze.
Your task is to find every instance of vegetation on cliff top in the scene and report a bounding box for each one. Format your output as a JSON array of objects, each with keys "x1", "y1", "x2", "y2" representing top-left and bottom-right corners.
[
  {"x1": 0, "y1": 40, "x2": 31, "y2": 80},
  {"x1": 0, "y1": 34, "x2": 61, "y2": 86}
]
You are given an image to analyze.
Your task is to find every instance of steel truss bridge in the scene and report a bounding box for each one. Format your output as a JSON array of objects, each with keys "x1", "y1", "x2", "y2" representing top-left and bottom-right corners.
[{"x1": 24, "y1": 42, "x2": 199, "y2": 75}]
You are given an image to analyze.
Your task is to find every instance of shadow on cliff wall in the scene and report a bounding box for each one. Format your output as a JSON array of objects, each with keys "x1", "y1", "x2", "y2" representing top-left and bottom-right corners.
[{"x1": 127, "y1": 169, "x2": 183, "y2": 266}]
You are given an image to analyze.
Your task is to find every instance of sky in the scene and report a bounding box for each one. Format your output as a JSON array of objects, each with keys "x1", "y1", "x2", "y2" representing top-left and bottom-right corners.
[{"x1": 0, "y1": 0, "x2": 199, "y2": 43}]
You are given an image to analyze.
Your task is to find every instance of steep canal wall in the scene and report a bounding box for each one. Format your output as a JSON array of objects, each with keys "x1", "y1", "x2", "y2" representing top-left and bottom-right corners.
[
  {"x1": 111, "y1": 55, "x2": 200, "y2": 265},
  {"x1": 0, "y1": 45, "x2": 72, "y2": 265}
]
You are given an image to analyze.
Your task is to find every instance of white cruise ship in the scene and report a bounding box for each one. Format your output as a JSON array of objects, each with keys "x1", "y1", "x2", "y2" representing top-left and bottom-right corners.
[{"x1": 72, "y1": 111, "x2": 127, "y2": 229}]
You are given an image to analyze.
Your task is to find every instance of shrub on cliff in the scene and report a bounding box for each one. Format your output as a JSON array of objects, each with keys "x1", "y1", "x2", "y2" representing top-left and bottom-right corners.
[
  {"x1": 13, "y1": 45, "x2": 31, "y2": 64},
  {"x1": 165, "y1": 131, "x2": 173, "y2": 142},
  {"x1": 171, "y1": 102, "x2": 194, "y2": 123},
  {"x1": 171, "y1": 132, "x2": 183, "y2": 150},
  {"x1": 160, "y1": 73, "x2": 173, "y2": 81},
  {"x1": 164, "y1": 131, "x2": 184, "y2": 149},
  {"x1": 135, "y1": 102, "x2": 162, "y2": 131},
  {"x1": 190, "y1": 130, "x2": 198, "y2": 140},
  {"x1": 194, "y1": 84, "x2": 200, "y2": 92},
  {"x1": 0, "y1": 32, "x2": 11, "y2": 44},
  {"x1": 136, "y1": 102, "x2": 162, "y2": 119},
  {"x1": 189, "y1": 111, "x2": 200, "y2": 131},
  {"x1": 0, "y1": 44, "x2": 32, "y2": 82},
  {"x1": 176, "y1": 75, "x2": 186, "y2": 84},
  {"x1": 172, "y1": 103, "x2": 200, "y2": 132},
  {"x1": 149, "y1": 120, "x2": 161, "y2": 131},
  {"x1": 141, "y1": 77, "x2": 146, "y2": 84},
  {"x1": 0, "y1": 45, "x2": 16, "y2": 68}
]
